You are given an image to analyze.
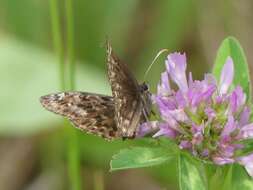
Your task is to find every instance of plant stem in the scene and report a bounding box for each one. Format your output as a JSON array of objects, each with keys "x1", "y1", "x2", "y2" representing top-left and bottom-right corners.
[
  {"x1": 94, "y1": 170, "x2": 104, "y2": 190},
  {"x1": 67, "y1": 124, "x2": 81, "y2": 190},
  {"x1": 49, "y1": 0, "x2": 65, "y2": 90},
  {"x1": 65, "y1": 0, "x2": 81, "y2": 189},
  {"x1": 50, "y1": 0, "x2": 81, "y2": 189},
  {"x1": 65, "y1": 0, "x2": 75, "y2": 90}
]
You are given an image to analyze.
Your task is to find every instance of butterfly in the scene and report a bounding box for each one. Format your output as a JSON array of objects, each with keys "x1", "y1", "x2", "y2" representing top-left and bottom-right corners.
[{"x1": 40, "y1": 41, "x2": 152, "y2": 140}]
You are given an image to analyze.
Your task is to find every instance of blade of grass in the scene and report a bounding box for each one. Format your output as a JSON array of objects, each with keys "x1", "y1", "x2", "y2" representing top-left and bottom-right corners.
[
  {"x1": 65, "y1": 0, "x2": 81, "y2": 189},
  {"x1": 50, "y1": 0, "x2": 81, "y2": 189},
  {"x1": 49, "y1": 0, "x2": 65, "y2": 90},
  {"x1": 67, "y1": 126, "x2": 81, "y2": 190},
  {"x1": 94, "y1": 170, "x2": 104, "y2": 190},
  {"x1": 65, "y1": 0, "x2": 76, "y2": 90}
]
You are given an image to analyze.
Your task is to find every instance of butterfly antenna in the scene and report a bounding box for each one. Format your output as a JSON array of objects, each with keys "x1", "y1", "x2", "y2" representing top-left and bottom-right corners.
[{"x1": 144, "y1": 49, "x2": 169, "y2": 81}]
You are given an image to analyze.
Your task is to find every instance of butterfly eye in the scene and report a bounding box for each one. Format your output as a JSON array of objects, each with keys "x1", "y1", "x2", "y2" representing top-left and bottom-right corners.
[{"x1": 141, "y1": 83, "x2": 149, "y2": 91}]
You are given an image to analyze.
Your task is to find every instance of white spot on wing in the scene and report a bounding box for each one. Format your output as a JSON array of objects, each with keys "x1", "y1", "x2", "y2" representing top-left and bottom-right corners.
[{"x1": 57, "y1": 93, "x2": 65, "y2": 100}]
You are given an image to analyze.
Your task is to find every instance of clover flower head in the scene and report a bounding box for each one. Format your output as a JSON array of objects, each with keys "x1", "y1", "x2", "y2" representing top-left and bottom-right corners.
[{"x1": 140, "y1": 53, "x2": 253, "y2": 177}]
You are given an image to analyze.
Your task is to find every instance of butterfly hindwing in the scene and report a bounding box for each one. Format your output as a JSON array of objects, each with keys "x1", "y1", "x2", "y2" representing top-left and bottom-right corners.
[{"x1": 40, "y1": 92, "x2": 119, "y2": 140}]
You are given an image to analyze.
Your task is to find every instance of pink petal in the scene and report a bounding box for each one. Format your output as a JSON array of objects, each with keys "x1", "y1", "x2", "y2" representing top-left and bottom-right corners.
[
  {"x1": 188, "y1": 72, "x2": 193, "y2": 87},
  {"x1": 166, "y1": 53, "x2": 188, "y2": 92},
  {"x1": 136, "y1": 121, "x2": 159, "y2": 137},
  {"x1": 237, "y1": 154, "x2": 253, "y2": 177},
  {"x1": 239, "y1": 107, "x2": 251, "y2": 127},
  {"x1": 221, "y1": 115, "x2": 236, "y2": 137},
  {"x1": 175, "y1": 91, "x2": 187, "y2": 108},
  {"x1": 229, "y1": 86, "x2": 246, "y2": 113},
  {"x1": 152, "y1": 123, "x2": 177, "y2": 138},
  {"x1": 219, "y1": 57, "x2": 234, "y2": 94},
  {"x1": 212, "y1": 156, "x2": 235, "y2": 165},
  {"x1": 239, "y1": 123, "x2": 253, "y2": 139},
  {"x1": 179, "y1": 140, "x2": 192, "y2": 149},
  {"x1": 157, "y1": 72, "x2": 171, "y2": 96},
  {"x1": 205, "y1": 107, "x2": 216, "y2": 120}
]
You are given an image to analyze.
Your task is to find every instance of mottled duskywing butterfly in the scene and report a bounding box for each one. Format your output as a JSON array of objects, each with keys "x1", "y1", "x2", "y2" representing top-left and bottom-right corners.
[{"x1": 40, "y1": 41, "x2": 152, "y2": 140}]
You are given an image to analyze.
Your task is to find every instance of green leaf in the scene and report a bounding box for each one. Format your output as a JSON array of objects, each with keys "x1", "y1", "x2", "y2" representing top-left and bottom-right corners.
[
  {"x1": 110, "y1": 147, "x2": 173, "y2": 171},
  {"x1": 222, "y1": 165, "x2": 233, "y2": 190},
  {"x1": 231, "y1": 164, "x2": 253, "y2": 190},
  {"x1": 178, "y1": 154, "x2": 206, "y2": 190},
  {"x1": 237, "y1": 139, "x2": 253, "y2": 155},
  {"x1": 208, "y1": 167, "x2": 224, "y2": 190},
  {"x1": 213, "y1": 36, "x2": 251, "y2": 100}
]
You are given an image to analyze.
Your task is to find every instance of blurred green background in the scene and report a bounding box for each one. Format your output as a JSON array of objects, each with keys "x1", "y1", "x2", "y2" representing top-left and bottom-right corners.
[{"x1": 1, "y1": 0, "x2": 253, "y2": 189}]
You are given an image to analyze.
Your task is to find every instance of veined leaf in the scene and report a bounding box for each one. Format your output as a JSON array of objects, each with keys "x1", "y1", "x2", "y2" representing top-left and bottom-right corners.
[
  {"x1": 232, "y1": 164, "x2": 253, "y2": 190},
  {"x1": 178, "y1": 154, "x2": 206, "y2": 190},
  {"x1": 110, "y1": 147, "x2": 173, "y2": 171}
]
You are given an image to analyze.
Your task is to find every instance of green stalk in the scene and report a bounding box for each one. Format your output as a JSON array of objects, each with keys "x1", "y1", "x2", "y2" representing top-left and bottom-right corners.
[
  {"x1": 49, "y1": 0, "x2": 65, "y2": 90},
  {"x1": 66, "y1": 122, "x2": 81, "y2": 190},
  {"x1": 94, "y1": 170, "x2": 104, "y2": 190},
  {"x1": 50, "y1": 0, "x2": 81, "y2": 189},
  {"x1": 65, "y1": 0, "x2": 75, "y2": 90},
  {"x1": 65, "y1": 0, "x2": 81, "y2": 189}
]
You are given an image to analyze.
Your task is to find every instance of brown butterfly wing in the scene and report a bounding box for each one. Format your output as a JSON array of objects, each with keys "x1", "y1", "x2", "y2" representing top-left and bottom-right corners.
[
  {"x1": 106, "y1": 42, "x2": 144, "y2": 138},
  {"x1": 40, "y1": 92, "x2": 119, "y2": 140}
]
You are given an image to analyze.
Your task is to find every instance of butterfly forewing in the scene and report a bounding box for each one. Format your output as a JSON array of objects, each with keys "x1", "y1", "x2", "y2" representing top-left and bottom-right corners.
[
  {"x1": 106, "y1": 41, "x2": 145, "y2": 138},
  {"x1": 40, "y1": 92, "x2": 119, "y2": 140}
]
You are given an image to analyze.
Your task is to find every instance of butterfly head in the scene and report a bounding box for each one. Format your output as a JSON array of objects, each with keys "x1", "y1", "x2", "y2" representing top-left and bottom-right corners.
[
  {"x1": 140, "y1": 82, "x2": 149, "y2": 92},
  {"x1": 140, "y1": 82, "x2": 152, "y2": 120},
  {"x1": 140, "y1": 82, "x2": 152, "y2": 111}
]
